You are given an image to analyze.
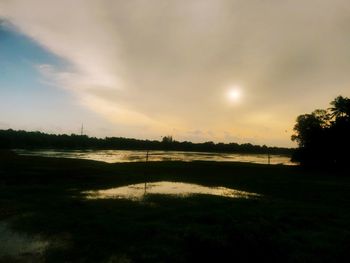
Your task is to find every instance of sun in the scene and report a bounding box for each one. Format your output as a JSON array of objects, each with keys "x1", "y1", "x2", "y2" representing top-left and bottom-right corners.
[{"x1": 227, "y1": 85, "x2": 242, "y2": 103}]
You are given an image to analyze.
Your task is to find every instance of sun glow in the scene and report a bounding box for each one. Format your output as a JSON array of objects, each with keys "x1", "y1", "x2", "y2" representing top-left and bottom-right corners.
[{"x1": 227, "y1": 85, "x2": 242, "y2": 103}]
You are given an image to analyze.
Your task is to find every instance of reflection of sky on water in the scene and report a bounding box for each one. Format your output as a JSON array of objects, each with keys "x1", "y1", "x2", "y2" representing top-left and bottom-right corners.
[
  {"x1": 15, "y1": 149, "x2": 296, "y2": 165},
  {"x1": 84, "y1": 181, "x2": 261, "y2": 201}
]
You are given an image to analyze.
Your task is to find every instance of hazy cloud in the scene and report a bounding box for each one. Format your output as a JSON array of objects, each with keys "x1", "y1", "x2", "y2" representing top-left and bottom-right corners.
[{"x1": 1, "y1": 0, "x2": 350, "y2": 146}]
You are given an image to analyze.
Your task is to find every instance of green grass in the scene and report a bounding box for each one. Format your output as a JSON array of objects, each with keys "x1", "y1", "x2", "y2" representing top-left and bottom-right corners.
[{"x1": 1, "y1": 151, "x2": 350, "y2": 262}]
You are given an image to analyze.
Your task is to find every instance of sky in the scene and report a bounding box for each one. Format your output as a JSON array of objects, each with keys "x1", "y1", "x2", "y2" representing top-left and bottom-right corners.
[{"x1": 1, "y1": 0, "x2": 350, "y2": 147}]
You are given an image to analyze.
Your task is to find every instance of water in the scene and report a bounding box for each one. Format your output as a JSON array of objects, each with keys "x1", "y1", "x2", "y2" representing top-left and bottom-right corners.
[
  {"x1": 15, "y1": 149, "x2": 295, "y2": 165},
  {"x1": 85, "y1": 181, "x2": 261, "y2": 201}
]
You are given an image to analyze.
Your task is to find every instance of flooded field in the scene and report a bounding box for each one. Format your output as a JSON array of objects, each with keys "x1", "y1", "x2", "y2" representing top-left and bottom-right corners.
[{"x1": 15, "y1": 149, "x2": 295, "y2": 165}]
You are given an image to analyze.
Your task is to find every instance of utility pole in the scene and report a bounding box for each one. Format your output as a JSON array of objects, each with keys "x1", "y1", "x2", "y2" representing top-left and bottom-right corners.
[{"x1": 80, "y1": 123, "x2": 84, "y2": 136}]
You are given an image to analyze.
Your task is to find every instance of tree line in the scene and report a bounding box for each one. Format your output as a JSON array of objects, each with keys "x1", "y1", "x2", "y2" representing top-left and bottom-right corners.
[
  {"x1": 292, "y1": 95, "x2": 350, "y2": 168},
  {"x1": 0, "y1": 129, "x2": 292, "y2": 155}
]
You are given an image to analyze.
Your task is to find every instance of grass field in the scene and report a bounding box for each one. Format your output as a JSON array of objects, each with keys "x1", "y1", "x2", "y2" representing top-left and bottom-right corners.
[{"x1": 1, "y1": 150, "x2": 350, "y2": 262}]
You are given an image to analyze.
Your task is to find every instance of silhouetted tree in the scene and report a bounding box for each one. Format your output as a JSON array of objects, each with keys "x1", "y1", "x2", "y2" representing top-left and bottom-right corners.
[
  {"x1": 329, "y1": 96, "x2": 350, "y2": 119},
  {"x1": 161, "y1": 135, "x2": 174, "y2": 150},
  {"x1": 291, "y1": 111, "x2": 326, "y2": 147},
  {"x1": 162, "y1": 136, "x2": 174, "y2": 144},
  {"x1": 292, "y1": 96, "x2": 350, "y2": 168}
]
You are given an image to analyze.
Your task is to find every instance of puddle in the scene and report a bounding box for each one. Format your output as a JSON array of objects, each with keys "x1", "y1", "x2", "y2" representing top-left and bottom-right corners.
[
  {"x1": 0, "y1": 222, "x2": 49, "y2": 260},
  {"x1": 85, "y1": 181, "x2": 261, "y2": 200}
]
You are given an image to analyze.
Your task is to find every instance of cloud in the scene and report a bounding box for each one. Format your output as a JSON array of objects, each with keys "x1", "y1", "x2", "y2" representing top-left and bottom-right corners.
[{"x1": 1, "y1": 0, "x2": 350, "y2": 146}]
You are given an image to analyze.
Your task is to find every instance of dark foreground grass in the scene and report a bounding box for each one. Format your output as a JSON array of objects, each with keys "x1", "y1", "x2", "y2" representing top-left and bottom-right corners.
[{"x1": 1, "y1": 151, "x2": 350, "y2": 262}]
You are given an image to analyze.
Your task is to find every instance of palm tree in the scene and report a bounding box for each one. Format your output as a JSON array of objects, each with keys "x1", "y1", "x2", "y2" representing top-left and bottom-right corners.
[{"x1": 329, "y1": 96, "x2": 350, "y2": 119}]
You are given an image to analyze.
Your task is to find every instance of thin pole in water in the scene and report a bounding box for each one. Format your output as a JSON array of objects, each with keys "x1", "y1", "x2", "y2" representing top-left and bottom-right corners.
[
  {"x1": 144, "y1": 150, "x2": 149, "y2": 195},
  {"x1": 267, "y1": 149, "x2": 271, "y2": 165}
]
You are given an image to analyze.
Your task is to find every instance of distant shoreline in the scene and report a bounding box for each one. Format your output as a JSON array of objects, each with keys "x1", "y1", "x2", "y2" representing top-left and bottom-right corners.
[{"x1": 0, "y1": 129, "x2": 294, "y2": 155}]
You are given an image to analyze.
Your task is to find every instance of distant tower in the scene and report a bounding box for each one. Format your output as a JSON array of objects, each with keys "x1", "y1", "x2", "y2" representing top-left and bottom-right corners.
[{"x1": 81, "y1": 123, "x2": 84, "y2": 136}]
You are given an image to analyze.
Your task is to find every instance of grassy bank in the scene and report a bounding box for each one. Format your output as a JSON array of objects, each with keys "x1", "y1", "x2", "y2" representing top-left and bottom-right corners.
[{"x1": 1, "y1": 151, "x2": 350, "y2": 262}]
